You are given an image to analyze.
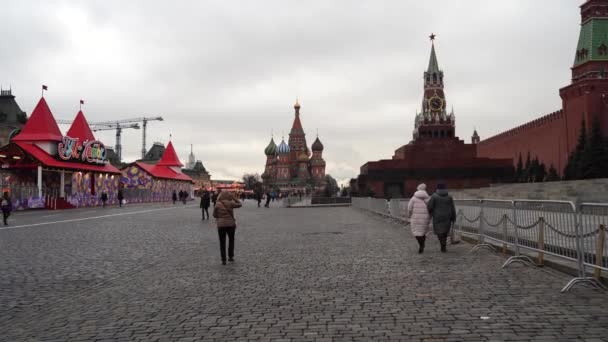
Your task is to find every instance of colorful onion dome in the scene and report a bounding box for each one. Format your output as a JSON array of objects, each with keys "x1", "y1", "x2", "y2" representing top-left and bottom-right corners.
[
  {"x1": 277, "y1": 138, "x2": 290, "y2": 155},
  {"x1": 311, "y1": 137, "x2": 324, "y2": 151},
  {"x1": 264, "y1": 138, "x2": 277, "y2": 156}
]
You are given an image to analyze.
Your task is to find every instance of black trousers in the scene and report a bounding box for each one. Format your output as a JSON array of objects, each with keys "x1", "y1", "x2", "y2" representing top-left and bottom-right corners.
[
  {"x1": 201, "y1": 207, "x2": 209, "y2": 219},
  {"x1": 2, "y1": 211, "x2": 9, "y2": 225},
  {"x1": 437, "y1": 233, "x2": 448, "y2": 248},
  {"x1": 415, "y1": 236, "x2": 426, "y2": 249},
  {"x1": 218, "y1": 227, "x2": 236, "y2": 261}
]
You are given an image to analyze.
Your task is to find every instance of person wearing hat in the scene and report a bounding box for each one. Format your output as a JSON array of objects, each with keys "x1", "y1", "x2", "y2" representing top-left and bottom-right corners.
[
  {"x1": 212, "y1": 191, "x2": 242, "y2": 265},
  {"x1": 427, "y1": 182, "x2": 456, "y2": 252},
  {"x1": 407, "y1": 183, "x2": 432, "y2": 254}
]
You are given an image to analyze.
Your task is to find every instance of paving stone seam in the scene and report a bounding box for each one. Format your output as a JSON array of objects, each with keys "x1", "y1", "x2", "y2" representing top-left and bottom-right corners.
[{"x1": 0, "y1": 245, "x2": 195, "y2": 330}]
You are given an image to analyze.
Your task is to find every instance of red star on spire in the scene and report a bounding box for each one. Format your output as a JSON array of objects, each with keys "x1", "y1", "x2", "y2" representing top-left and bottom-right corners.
[{"x1": 429, "y1": 33, "x2": 436, "y2": 41}]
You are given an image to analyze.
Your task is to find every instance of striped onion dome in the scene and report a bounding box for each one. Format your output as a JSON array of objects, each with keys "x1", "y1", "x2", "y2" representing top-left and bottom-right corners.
[
  {"x1": 277, "y1": 138, "x2": 290, "y2": 155},
  {"x1": 264, "y1": 138, "x2": 277, "y2": 156}
]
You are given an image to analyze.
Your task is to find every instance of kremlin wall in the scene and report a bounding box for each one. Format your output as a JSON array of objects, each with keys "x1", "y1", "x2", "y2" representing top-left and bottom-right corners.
[{"x1": 478, "y1": 0, "x2": 608, "y2": 176}]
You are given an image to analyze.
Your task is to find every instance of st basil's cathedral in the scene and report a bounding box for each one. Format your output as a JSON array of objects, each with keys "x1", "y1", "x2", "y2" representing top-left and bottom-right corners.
[{"x1": 262, "y1": 101, "x2": 326, "y2": 193}]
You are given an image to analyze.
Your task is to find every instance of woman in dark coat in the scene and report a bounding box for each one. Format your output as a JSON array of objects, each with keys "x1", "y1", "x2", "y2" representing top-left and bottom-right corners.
[
  {"x1": 172, "y1": 190, "x2": 178, "y2": 204},
  {"x1": 117, "y1": 189, "x2": 124, "y2": 208},
  {"x1": 427, "y1": 182, "x2": 456, "y2": 253},
  {"x1": 200, "y1": 191, "x2": 211, "y2": 220}
]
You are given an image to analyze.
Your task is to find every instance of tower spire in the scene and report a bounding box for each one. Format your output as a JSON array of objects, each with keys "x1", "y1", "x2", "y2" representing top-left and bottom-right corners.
[{"x1": 427, "y1": 34, "x2": 440, "y2": 74}]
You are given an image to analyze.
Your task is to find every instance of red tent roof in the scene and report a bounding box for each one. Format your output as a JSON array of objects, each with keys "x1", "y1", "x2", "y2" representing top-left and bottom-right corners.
[
  {"x1": 66, "y1": 111, "x2": 96, "y2": 142},
  {"x1": 13, "y1": 97, "x2": 63, "y2": 142},
  {"x1": 156, "y1": 141, "x2": 183, "y2": 167},
  {"x1": 133, "y1": 161, "x2": 193, "y2": 182},
  {"x1": 14, "y1": 141, "x2": 121, "y2": 174}
]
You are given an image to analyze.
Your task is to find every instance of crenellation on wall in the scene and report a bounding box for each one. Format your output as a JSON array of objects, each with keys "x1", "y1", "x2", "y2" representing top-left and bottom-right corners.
[{"x1": 481, "y1": 109, "x2": 564, "y2": 145}]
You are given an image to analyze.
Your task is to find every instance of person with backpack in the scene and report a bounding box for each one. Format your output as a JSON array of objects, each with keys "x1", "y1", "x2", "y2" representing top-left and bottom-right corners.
[
  {"x1": 213, "y1": 191, "x2": 242, "y2": 265},
  {"x1": 200, "y1": 191, "x2": 211, "y2": 220},
  {"x1": 407, "y1": 183, "x2": 431, "y2": 254},
  {"x1": 1, "y1": 192, "x2": 12, "y2": 226},
  {"x1": 427, "y1": 182, "x2": 457, "y2": 253}
]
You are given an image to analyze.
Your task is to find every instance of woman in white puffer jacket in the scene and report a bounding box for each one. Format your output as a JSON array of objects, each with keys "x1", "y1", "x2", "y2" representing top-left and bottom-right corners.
[{"x1": 407, "y1": 183, "x2": 431, "y2": 254}]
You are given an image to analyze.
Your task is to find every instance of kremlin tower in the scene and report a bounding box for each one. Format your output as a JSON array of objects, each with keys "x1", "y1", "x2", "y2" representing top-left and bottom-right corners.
[
  {"x1": 353, "y1": 36, "x2": 513, "y2": 198},
  {"x1": 262, "y1": 100, "x2": 326, "y2": 193}
]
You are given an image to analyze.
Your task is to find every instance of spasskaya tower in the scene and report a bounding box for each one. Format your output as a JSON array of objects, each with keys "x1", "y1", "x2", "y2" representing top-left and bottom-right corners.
[{"x1": 414, "y1": 34, "x2": 455, "y2": 141}]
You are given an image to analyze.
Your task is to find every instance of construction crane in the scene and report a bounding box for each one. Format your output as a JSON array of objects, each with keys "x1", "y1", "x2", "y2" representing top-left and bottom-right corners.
[
  {"x1": 57, "y1": 116, "x2": 163, "y2": 162},
  {"x1": 91, "y1": 123, "x2": 140, "y2": 161}
]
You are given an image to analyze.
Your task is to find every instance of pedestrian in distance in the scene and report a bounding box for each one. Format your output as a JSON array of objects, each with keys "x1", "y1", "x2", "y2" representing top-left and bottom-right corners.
[
  {"x1": 211, "y1": 191, "x2": 218, "y2": 206},
  {"x1": 212, "y1": 191, "x2": 242, "y2": 265},
  {"x1": 256, "y1": 192, "x2": 262, "y2": 208},
  {"x1": 172, "y1": 190, "x2": 178, "y2": 205},
  {"x1": 200, "y1": 190, "x2": 211, "y2": 220},
  {"x1": 101, "y1": 191, "x2": 108, "y2": 208},
  {"x1": 117, "y1": 188, "x2": 124, "y2": 208},
  {"x1": 264, "y1": 191, "x2": 271, "y2": 208},
  {"x1": 427, "y1": 182, "x2": 457, "y2": 253},
  {"x1": 1, "y1": 191, "x2": 12, "y2": 226},
  {"x1": 182, "y1": 190, "x2": 188, "y2": 204},
  {"x1": 407, "y1": 183, "x2": 431, "y2": 254}
]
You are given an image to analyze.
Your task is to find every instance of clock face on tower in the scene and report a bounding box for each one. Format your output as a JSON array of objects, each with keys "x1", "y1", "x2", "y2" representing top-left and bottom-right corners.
[{"x1": 428, "y1": 96, "x2": 443, "y2": 111}]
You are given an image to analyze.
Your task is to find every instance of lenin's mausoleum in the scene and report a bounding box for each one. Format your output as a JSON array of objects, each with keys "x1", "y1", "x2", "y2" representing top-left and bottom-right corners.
[{"x1": 354, "y1": 0, "x2": 608, "y2": 198}]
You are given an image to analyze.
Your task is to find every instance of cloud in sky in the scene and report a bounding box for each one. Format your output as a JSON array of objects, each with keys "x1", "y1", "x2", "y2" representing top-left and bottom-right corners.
[{"x1": 0, "y1": 0, "x2": 583, "y2": 184}]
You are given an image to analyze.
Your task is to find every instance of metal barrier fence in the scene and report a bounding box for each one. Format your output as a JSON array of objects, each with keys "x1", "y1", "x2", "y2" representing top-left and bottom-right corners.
[{"x1": 352, "y1": 196, "x2": 607, "y2": 293}]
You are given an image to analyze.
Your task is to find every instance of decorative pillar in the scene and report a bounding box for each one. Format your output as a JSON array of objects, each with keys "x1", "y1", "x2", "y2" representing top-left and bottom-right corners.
[
  {"x1": 60, "y1": 171, "x2": 65, "y2": 198},
  {"x1": 37, "y1": 166, "x2": 42, "y2": 198}
]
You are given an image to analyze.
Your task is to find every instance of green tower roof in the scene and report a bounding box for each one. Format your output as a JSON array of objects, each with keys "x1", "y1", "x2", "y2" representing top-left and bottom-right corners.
[{"x1": 573, "y1": 18, "x2": 608, "y2": 67}]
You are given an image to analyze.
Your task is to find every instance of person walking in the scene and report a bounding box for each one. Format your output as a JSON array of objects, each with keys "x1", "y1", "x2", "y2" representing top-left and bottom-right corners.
[
  {"x1": 200, "y1": 191, "x2": 211, "y2": 220},
  {"x1": 212, "y1": 191, "x2": 219, "y2": 206},
  {"x1": 264, "y1": 191, "x2": 271, "y2": 208},
  {"x1": 256, "y1": 192, "x2": 262, "y2": 208},
  {"x1": 182, "y1": 190, "x2": 188, "y2": 204},
  {"x1": 1, "y1": 192, "x2": 12, "y2": 226},
  {"x1": 117, "y1": 189, "x2": 124, "y2": 208},
  {"x1": 101, "y1": 191, "x2": 108, "y2": 208},
  {"x1": 213, "y1": 191, "x2": 242, "y2": 265},
  {"x1": 172, "y1": 190, "x2": 178, "y2": 205},
  {"x1": 427, "y1": 182, "x2": 457, "y2": 253},
  {"x1": 407, "y1": 183, "x2": 431, "y2": 254}
]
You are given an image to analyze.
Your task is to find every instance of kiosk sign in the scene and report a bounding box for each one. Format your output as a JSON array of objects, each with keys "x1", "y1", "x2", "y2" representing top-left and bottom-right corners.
[{"x1": 57, "y1": 136, "x2": 108, "y2": 165}]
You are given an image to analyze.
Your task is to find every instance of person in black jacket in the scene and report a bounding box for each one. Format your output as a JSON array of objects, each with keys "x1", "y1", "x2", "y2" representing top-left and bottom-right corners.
[
  {"x1": 172, "y1": 190, "x2": 178, "y2": 204},
  {"x1": 117, "y1": 189, "x2": 124, "y2": 208},
  {"x1": 427, "y1": 182, "x2": 457, "y2": 253},
  {"x1": 1, "y1": 192, "x2": 12, "y2": 226},
  {"x1": 101, "y1": 192, "x2": 108, "y2": 208},
  {"x1": 200, "y1": 191, "x2": 211, "y2": 220}
]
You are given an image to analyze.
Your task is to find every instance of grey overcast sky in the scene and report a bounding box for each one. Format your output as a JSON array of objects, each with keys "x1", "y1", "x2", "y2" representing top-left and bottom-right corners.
[{"x1": 0, "y1": 1, "x2": 583, "y2": 184}]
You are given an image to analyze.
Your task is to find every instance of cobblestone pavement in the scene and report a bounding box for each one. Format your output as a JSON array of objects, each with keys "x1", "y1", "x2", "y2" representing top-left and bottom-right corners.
[{"x1": 1, "y1": 202, "x2": 607, "y2": 341}]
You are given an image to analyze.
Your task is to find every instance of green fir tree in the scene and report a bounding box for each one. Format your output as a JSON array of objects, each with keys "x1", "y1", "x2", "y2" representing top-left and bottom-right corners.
[
  {"x1": 515, "y1": 153, "x2": 523, "y2": 182},
  {"x1": 547, "y1": 164, "x2": 559, "y2": 181},
  {"x1": 524, "y1": 152, "x2": 532, "y2": 182}
]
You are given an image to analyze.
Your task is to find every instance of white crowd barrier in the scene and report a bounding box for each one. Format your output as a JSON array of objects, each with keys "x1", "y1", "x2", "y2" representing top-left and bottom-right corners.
[{"x1": 352, "y1": 196, "x2": 608, "y2": 293}]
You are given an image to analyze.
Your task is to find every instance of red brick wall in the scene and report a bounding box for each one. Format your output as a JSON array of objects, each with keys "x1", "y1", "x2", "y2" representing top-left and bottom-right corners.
[{"x1": 477, "y1": 110, "x2": 569, "y2": 174}]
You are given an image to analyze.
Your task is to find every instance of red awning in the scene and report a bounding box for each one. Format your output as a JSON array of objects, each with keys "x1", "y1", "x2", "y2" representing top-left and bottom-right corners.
[
  {"x1": 14, "y1": 142, "x2": 121, "y2": 173},
  {"x1": 134, "y1": 161, "x2": 193, "y2": 182}
]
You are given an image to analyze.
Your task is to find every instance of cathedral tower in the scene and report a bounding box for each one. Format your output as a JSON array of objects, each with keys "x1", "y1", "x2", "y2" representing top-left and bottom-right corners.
[{"x1": 288, "y1": 99, "x2": 309, "y2": 179}]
